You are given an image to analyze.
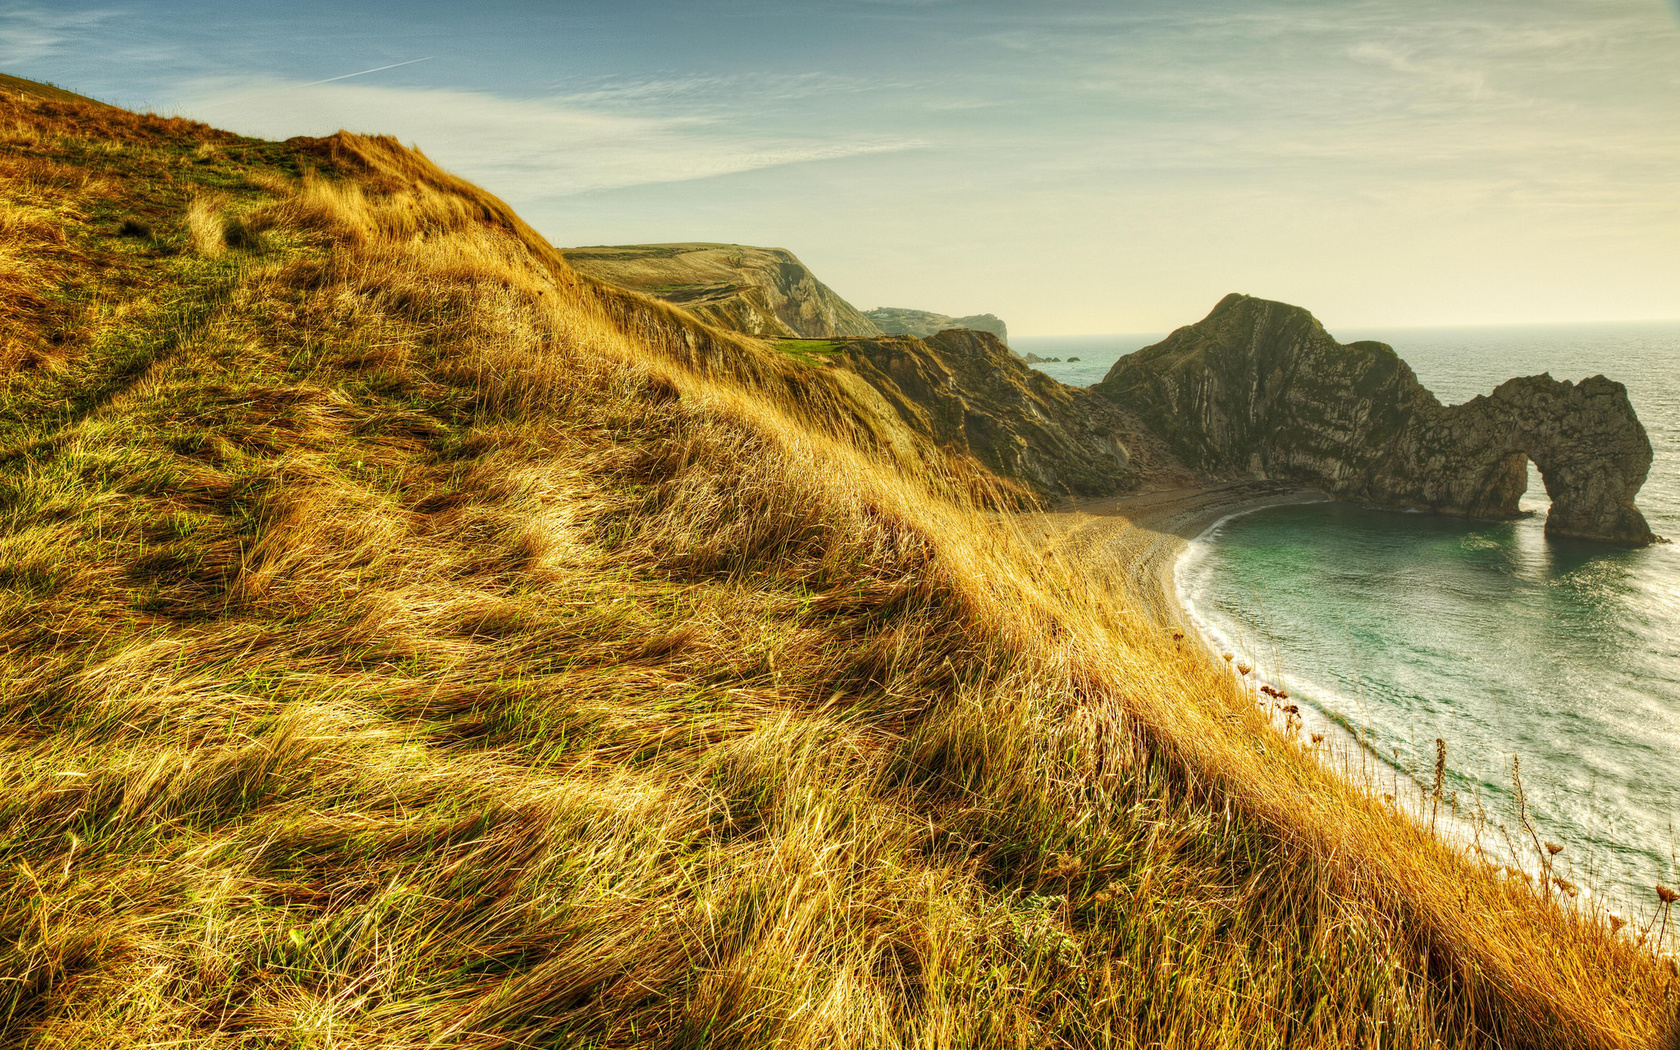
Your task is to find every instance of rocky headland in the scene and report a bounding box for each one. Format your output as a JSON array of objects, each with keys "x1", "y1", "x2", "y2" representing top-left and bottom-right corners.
[
  {"x1": 1096, "y1": 293, "x2": 1656, "y2": 545},
  {"x1": 865, "y1": 307, "x2": 1009, "y2": 344},
  {"x1": 563, "y1": 243, "x2": 881, "y2": 338}
]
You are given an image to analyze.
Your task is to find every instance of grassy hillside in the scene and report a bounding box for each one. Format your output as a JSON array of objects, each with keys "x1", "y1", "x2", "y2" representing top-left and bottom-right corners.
[
  {"x1": 1, "y1": 90, "x2": 1675, "y2": 1048},
  {"x1": 0, "y1": 71, "x2": 113, "y2": 108},
  {"x1": 564, "y1": 242, "x2": 883, "y2": 339}
]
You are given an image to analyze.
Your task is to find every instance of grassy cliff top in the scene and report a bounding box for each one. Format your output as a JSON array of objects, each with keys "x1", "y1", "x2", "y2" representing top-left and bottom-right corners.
[
  {"x1": 565, "y1": 241, "x2": 882, "y2": 338},
  {"x1": 0, "y1": 88, "x2": 1672, "y2": 1048},
  {"x1": 0, "y1": 71, "x2": 114, "y2": 108}
]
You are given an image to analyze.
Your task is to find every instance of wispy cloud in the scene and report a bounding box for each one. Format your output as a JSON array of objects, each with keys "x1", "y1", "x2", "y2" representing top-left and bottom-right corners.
[
  {"x1": 176, "y1": 78, "x2": 928, "y2": 197},
  {"x1": 548, "y1": 71, "x2": 912, "y2": 112},
  {"x1": 1347, "y1": 42, "x2": 1491, "y2": 101},
  {"x1": 6, "y1": 0, "x2": 1678, "y2": 328},
  {"x1": 0, "y1": 2, "x2": 113, "y2": 66}
]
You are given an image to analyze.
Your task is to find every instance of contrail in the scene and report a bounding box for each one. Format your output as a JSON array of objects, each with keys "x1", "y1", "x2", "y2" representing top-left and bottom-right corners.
[
  {"x1": 297, "y1": 57, "x2": 434, "y2": 88},
  {"x1": 189, "y1": 57, "x2": 435, "y2": 111}
]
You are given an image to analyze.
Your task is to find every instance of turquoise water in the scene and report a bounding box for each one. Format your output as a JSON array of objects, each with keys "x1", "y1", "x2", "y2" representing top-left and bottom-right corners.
[{"x1": 1162, "y1": 321, "x2": 1680, "y2": 908}]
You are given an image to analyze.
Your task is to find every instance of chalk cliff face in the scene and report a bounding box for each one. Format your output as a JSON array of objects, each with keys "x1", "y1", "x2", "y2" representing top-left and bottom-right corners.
[
  {"x1": 865, "y1": 307, "x2": 1009, "y2": 345},
  {"x1": 563, "y1": 243, "x2": 881, "y2": 338},
  {"x1": 1097, "y1": 294, "x2": 1655, "y2": 545}
]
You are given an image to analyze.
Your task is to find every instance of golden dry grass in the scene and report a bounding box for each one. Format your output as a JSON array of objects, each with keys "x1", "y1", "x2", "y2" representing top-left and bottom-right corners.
[{"x1": 0, "y1": 91, "x2": 1676, "y2": 1049}]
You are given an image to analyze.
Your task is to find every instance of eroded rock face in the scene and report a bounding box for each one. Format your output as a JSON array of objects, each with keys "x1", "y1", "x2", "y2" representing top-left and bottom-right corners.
[
  {"x1": 1096, "y1": 294, "x2": 1656, "y2": 545},
  {"x1": 830, "y1": 329, "x2": 1183, "y2": 496},
  {"x1": 1393, "y1": 375, "x2": 1655, "y2": 544}
]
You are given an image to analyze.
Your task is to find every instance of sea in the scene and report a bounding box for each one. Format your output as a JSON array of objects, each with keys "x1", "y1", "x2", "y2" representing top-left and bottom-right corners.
[{"x1": 1015, "y1": 323, "x2": 1680, "y2": 911}]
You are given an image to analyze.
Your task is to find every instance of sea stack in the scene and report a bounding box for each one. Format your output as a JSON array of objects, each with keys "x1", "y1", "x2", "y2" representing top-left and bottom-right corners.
[{"x1": 1096, "y1": 293, "x2": 1656, "y2": 546}]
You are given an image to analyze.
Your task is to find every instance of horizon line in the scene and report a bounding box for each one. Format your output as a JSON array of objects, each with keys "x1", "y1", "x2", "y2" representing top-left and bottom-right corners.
[{"x1": 1013, "y1": 316, "x2": 1680, "y2": 340}]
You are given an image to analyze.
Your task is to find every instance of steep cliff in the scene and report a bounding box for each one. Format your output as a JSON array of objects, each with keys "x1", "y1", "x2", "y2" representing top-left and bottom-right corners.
[
  {"x1": 865, "y1": 306, "x2": 1010, "y2": 345},
  {"x1": 563, "y1": 242, "x2": 881, "y2": 338},
  {"x1": 1096, "y1": 294, "x2": 1655, "y2": 545},
  {"x1": 815, "y1": 329, "x2": 1181, "y2": 496}
]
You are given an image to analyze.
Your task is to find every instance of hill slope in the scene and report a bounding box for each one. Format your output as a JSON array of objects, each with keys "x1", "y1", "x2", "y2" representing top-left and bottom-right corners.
[
  {"x1": 564, "y1": 241, "x2": 882, "y2": 338},
  {"x1": 0, "y1": 71, "x2": 114, "y2": 108},
  {"x1": 791, "y1": 329, "x2": 1182, "y2": 496},
  {"x1": 0, "y1": 90, "x2": 1672, "y2": 1048}
]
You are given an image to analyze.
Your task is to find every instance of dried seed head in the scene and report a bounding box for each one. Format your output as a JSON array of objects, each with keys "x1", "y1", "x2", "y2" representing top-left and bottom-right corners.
[
  {"x1": 1310, "y1": 733, "x2": 1324, "y2": 745},
  {"x1": 1222, "y1": 653, "x2": 1234, "y2": 662},
  {"x1": 1236, "y1": 663, "x2": 1251, "y2": 676},
  {"x1": 1545, "y1": 842, "x2": 1563, "y2": 856},
  {"x1": 1608, "y1": 916, "x2": 1627, "y2": 932},
  {"x1": 1658, "y1": 884, "x2": 1679, "y2": 905}
]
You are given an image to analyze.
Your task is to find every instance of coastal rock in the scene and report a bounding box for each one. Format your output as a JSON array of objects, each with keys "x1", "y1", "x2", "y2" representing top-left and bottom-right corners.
[
  {"x1": 866, "y1": 307, "x2": 1009, "y2": 345},
  {"x1": 1096, "y1": 294, "x2": 1655, "y2": 545},
  {"x1": 564, "y1": 243, "x2": 881, "y2": 338}
]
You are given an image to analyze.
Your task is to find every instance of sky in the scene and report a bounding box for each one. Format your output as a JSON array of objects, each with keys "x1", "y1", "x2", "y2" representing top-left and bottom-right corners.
[{"x1": 4, "y1": 0, "x2": 1679, "y2": 334}]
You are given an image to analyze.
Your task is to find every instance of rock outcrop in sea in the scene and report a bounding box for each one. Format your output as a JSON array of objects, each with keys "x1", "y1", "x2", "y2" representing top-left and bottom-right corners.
[{"x1": 1096, "y1": 294, "x2": 1656, "y2": 545}]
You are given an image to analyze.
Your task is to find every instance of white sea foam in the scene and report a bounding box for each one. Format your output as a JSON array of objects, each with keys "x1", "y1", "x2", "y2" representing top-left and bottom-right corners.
[{"x1": 1172, "y1": 500, "x2": 1570, "y2": 896}]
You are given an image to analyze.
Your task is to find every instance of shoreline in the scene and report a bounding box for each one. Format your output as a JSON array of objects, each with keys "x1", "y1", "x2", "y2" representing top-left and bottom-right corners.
[
  {"x1": 1035, "y1": 482, "x2": 1410, "y2": 773},
  {"x1": 1031, "y1": 481, "x2": 1325, "y2": 624},
  {"x1": 1033, "y1": 482, "x2": 1571, "y2": 895},
  {"x1": 1033, "y1": 483, "x2": 1423, "y2": 805}
]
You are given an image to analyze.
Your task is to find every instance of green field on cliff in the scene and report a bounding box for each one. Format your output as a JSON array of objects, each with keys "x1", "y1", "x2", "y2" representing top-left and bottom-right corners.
[{"x1": 0, "y1": 81, "x2": 1674, "y2": 1048}]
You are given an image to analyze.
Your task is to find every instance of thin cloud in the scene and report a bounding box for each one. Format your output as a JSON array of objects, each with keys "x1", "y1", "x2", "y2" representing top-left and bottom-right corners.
[
  {"x1": 0, "y1": 2, "x2": 113, "y2": 65},
  {"x1": 175, "y1": 78, "x2": 928, "y2": 197},
  {"x1": 547, "y1": 70, "x2": 932, "y2": 116}
]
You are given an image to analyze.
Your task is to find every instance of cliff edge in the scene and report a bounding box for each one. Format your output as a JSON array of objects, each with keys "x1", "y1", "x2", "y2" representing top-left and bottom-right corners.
[{"x1": 1096, "y1": 293, "x2": 1655, "y2": 545}]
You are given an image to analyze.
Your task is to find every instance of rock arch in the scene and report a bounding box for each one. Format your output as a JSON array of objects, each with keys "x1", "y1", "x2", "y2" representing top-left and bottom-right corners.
[
  {"x1": 1097, "y1": 295, "x2": 1657, "y2": 546},
  {"x1": 1413, "y1": 375, "x2": 1656, "y2": 545}
]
